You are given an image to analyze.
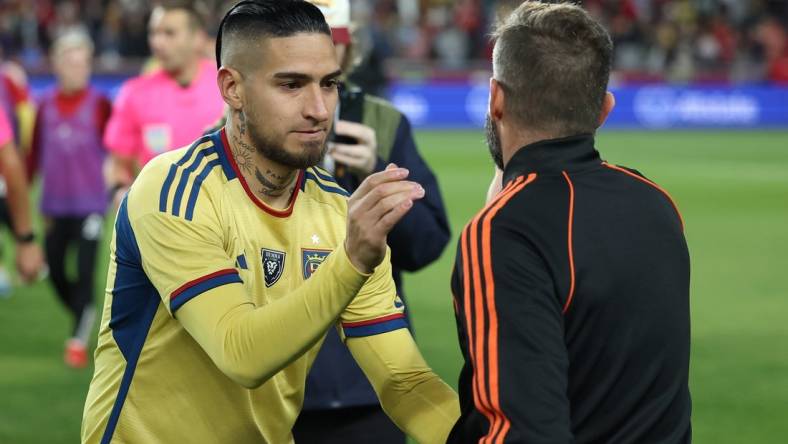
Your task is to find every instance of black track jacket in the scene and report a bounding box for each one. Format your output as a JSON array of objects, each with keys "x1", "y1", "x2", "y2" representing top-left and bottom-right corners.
[{"x1": 448, "y1": 134, "x2": 691, "y2": 444}]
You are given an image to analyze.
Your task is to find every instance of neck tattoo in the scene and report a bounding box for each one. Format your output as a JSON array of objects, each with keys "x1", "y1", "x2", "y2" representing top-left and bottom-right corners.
[
  {"x1": 230, "y1": 113, "x2": 296, "y2": 199},
  {"x1": 255, "y1": 168, "x2": 295, "y2": 197},
  {"x1": 231, "y1": 134, "x2": 254, "y2": 175},
  {"x1": 237, "y1": 110, "x2": 246, "y2": 136}
]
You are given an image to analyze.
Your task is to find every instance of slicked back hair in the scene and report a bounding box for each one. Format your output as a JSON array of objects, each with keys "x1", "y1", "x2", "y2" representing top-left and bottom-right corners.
[
  {"x1": 215, "y1": 0, "x2": 332, "y2": 69},
  {"x1": 492, "y1": 1, "x2": 613, "y2": 136}
]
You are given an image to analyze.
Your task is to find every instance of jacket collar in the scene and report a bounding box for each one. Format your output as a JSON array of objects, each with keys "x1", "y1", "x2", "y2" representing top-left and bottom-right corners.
[{"x1": 503, "y1": 133, "x2": 601, "y2": 184}]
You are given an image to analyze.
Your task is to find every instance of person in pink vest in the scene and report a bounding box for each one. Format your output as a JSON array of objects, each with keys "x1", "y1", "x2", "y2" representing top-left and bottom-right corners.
[
  {"x1": 28, "y1": 30, "x2": 112, "y2": 369},
  {"x1": 104, "y1": 0, "x2": 224, "y2": 204},
  {"x1": 0, "y1": 105, "x2": 44, "y2": 289}
]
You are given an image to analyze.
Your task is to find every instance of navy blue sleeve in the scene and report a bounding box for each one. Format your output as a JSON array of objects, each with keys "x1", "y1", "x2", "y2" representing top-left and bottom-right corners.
[{"x1": 384, "y1": 116, "x2": 451, "y2": 272}]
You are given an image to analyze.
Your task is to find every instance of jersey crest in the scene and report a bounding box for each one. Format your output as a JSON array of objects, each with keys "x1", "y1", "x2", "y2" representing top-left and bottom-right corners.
[
  {"x1": 302, "y1": 249, "x2": 331, "y2": 280},
  {"x1": 262, "y1": 248, "x2": 286, "y2": 287}
]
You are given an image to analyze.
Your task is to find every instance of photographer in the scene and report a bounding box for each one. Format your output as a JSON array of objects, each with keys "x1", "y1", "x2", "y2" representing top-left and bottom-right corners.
[{"x1": 294, "y1": 1, "x2": 451, "y2": 443}]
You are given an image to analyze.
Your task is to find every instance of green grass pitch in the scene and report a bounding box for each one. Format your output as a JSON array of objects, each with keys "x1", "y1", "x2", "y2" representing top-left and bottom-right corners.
[{"x1": 0, "y1": 130, "x2": 786, "y2": 443}]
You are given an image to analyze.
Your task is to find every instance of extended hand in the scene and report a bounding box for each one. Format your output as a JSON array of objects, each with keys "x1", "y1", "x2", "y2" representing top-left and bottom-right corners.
[{"x1": 345, "y1": 164, "x2": 424, "y2": 274}]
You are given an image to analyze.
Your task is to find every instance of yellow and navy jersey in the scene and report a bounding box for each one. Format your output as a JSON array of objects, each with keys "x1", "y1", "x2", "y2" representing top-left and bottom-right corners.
[{"x1": 82, "y1": 128, "x2": 406, "y2": 444}]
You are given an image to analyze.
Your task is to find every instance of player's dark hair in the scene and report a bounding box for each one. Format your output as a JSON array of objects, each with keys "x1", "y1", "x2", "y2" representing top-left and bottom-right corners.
[
  {"x1": 157, "y1": 0, "x2": 210, "y2": 31},
  {"x1": 215, "y1": 0, "x2": 332, "y2": 69},
  {"x1": 492, "y1": 1, "x2": 613, "y2": 135}
]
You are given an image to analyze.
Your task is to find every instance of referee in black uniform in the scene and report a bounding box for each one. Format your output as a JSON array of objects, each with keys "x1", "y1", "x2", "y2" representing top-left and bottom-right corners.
[{"x1": 447, "y1": 2, "x2": 691, "y2": 443}]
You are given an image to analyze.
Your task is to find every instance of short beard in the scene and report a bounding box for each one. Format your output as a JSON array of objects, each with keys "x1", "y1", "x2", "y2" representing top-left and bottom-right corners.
[
  {"x1": 247, "y1": 120, "x2": 327, "y2": 170},
  {"x1": 485, "y1": 114, "x2": 504, "y2": 170}
]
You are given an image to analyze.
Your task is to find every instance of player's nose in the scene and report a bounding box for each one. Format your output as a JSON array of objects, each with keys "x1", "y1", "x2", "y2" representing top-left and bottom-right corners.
[{"x1": 302, "y1": 84, "x2": 331, "y2": 123}]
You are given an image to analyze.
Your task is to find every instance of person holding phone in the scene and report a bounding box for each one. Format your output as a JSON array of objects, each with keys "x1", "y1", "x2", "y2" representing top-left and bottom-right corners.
[{"x1": 293, "y1": 2, "x2": 452, "y2": 443}]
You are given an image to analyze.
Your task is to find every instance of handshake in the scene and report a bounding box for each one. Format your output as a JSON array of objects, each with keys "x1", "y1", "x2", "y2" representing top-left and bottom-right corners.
[{"x1": 344, "y1": 163, "x2": 424, "y2": 274}]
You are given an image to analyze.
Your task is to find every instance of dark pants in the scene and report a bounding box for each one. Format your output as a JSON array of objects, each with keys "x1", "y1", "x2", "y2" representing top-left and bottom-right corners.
[
  {"x1": 293, "y1": 405, "x2": 405, "y2": 444},
  {"x1": 0, "y1": 196, "x2": 12, "y2": 259},
  {"x1": 45, "y1": 215, "x2": 102, "y2": 337}
]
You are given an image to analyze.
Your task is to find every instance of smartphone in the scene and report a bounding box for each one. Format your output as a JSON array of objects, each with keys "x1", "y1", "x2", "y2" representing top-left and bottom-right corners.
[{"x1": 331, "y1": 83, "x2": 365, "y2": 145}]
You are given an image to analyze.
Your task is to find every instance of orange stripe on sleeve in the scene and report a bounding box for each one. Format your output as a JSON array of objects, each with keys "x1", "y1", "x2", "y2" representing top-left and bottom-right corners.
[
  {"x1": 561, "y1": 171, "x2": 576, "y2": 314},
  {"x1": 460, "y1": 227, "x2": 484, "y2": 420},
  {"x1": 478, "y1": 174, "x2": 536, "y2": 444},
  {"x1": 602, "y1": 162, "x2": 685, "y2": 231},
  {"x1": 470, "y1": 206, "x2": 494, "y2": 442},
  {"x1": 463, "y1": 177, "x2": 522, "y2": 442}
]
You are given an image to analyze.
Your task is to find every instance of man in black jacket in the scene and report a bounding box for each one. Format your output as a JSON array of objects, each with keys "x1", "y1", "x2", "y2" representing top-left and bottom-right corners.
[
  {"x1": 448, "y1": 2, "x2": 691, "y2": 443},
  {"x1": 293, "y1": 1, "x2": 451, "y2": 443}
]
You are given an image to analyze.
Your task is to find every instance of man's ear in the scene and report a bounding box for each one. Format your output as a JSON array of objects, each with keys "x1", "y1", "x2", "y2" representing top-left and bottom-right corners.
[
  {"x1": 598, "y1": 91, "x2": 616, "y2": 128},
  {"x1": 217, "y1": 67, "x2": 244, "y2": 111},
  {"x1": 489, "y1": 78, "x2": 505, "y2": 120}
]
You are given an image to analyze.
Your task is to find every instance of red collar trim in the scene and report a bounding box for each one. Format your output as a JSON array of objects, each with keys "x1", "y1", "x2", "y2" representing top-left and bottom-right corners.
[{"x1": 220, "y1": 128, "x2": 303, "y2": 218}]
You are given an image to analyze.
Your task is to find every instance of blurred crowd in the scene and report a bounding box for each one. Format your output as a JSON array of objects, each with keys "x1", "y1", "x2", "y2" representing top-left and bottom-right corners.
[{"x1": 1, "y1": 0, "x2": 787, "y2": 83}]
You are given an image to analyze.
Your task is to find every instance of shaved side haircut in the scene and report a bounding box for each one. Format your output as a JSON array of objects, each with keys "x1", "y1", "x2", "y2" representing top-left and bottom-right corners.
[{"x1": 215, "y1": 0, "x2": 332, "y2": 71}]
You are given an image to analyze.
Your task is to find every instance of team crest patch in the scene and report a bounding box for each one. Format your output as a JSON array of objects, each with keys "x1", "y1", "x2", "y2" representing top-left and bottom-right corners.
[
  {"x1": 302, "y1": 249, "x2": 332, "y2": 280},
  {"x1": 262, "y1": 249, "x2": 286, "y2": 287}
]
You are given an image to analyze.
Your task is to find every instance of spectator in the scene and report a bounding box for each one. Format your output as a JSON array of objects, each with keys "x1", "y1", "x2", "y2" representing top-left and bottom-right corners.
[
  {"x1": 1, "y1": 1, "x2": 788, "y2": 85},
  {"x1": 755, "y1": 16, "x2": 788, "y2": 83}
]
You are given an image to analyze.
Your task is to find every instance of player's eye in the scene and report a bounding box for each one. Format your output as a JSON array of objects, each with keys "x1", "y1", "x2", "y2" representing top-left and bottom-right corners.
[
  {"x1": 281, "y1": 82, "x2": 302, "y2": 91},
  {"x1": 322, "y1": 79, "x2": 339, "y2": 89}
]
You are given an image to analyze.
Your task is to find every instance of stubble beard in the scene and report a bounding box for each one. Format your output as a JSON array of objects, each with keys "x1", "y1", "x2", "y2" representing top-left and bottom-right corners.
[
  {"x1": 247, "y1": 119, "x2": 327, "y2": 170},
  {"x1": 485, "y1": 113, "x2": 504, "y2": 170}
]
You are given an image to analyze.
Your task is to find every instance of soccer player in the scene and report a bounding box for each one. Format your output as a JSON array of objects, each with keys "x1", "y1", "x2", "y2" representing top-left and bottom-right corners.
[
  {"x1": 81, "y1": 2, "x2": 459, "y2": 444},
  {"x1": 0, "y1": 106, "x2": 43, "y2": 285},
  {"x1": 448, "y1": 2, "x2": 691, "y2": 443},
  {"x1": 103, "y1": 0, "x2": 224, "y2": 204},
  {"x1": 295, "y1": 1, "x2": 450, "y2": 443},
  {"x1": 0, "y1": 59, "x2": 34, "y2": 152},
  {"x1": 28, "y1": 31, "x2": 111, "y2": 368},
  {"x1": 0, "y1": 59, "x2": 36, "y2": 292}
]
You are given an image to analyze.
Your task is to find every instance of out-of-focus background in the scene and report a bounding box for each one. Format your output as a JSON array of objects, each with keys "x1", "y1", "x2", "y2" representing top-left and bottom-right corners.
[{"x1": 0, "y1": 1, "x2": 787, "y2": 443}]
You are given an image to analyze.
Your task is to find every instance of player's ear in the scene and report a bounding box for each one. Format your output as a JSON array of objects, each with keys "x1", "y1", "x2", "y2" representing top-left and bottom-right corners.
[
  {"x1": 598, "y1": 91, "x2": 615, "y2": 128},
  {"x1": 218, "y1": 67, "x2": 244, "y2": 111},
  {"x1": 489, "y1": 78, "x2": 505, "y2": 121}
]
